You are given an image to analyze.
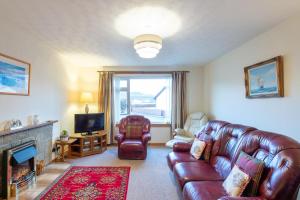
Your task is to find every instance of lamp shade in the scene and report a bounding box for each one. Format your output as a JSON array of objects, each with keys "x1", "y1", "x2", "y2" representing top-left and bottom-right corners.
[
  {"x1": 134, "y1": 34, "x2": 162, "y2": 58},
  {"x1": 80, "y1": 92, "x2": 93, "y2": 103}
]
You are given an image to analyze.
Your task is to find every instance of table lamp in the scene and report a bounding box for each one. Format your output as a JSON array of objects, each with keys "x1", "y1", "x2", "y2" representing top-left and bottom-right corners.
[{"x1": 80, "y1": 92, "x2": 93, "y2": 114}]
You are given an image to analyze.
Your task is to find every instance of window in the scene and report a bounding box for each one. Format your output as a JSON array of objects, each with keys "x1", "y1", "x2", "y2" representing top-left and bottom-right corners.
[{"x1": 113, "y1": 74, "x2": 172, "y2": 124}]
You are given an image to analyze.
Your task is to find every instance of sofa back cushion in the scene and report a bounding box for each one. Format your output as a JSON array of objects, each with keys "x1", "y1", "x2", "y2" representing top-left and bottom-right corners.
[
  {"x1": 197, "y1": 120, "x2": 229, "y2": 139},
  {"x1": 233, "y1": 130, "x2": 300, "y2": 200},
  {"x1": 210, "y1": 124, "x2": 256, "y2": 179},
  {"x1": 196, "y1": 120, "x2": 230, "y2": 161}
]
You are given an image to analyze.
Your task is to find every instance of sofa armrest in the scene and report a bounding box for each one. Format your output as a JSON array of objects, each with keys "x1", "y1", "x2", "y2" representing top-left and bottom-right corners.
[
  {"x1": 114, "y1": 133, "x2": 125, "y2": 144},
  {"x1": 142, "y1": 133, "x2": 151, "y2": 144},
  {"x1": 218, "y1": 197, "x2": 265, "y2": 200},
  {"x1": 173, "y1": 142, "x2": 192, "y2": 152}
]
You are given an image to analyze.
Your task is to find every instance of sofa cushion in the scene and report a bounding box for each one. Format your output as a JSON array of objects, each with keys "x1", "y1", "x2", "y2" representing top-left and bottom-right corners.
[
  {"x1": 198, "y1": 133, "x2": 213, "y2": 161},
  {"x1": 183, "y1": 181, "x2": 226, "y2": 200},
  {"x1": 223, "y1": 165, "x2": 250, "y2": 197},
  {"x1": 167, "y1": 152, "x2": 198, "y2": 171},
  {"x1": 173, "y1": 161, "x2": 224, "y2": 188},
  {"x1": 190, "y1": 138, "x2": 206, "y2": 159},
  {"x1": 236, "y1": 151, "x2": 264, "y2": 196}
]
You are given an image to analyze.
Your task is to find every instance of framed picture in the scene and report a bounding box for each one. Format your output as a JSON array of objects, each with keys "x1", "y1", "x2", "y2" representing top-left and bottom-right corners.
[
  {"x1": 244, "y1": 56, "x2": 283, "y2": 98},
  {"x1": 0, "y1": 53, "x2": 31, "y2": 96}
]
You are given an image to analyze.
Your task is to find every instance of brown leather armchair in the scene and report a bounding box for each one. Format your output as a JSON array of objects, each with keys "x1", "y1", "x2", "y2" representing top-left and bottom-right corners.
[{"x1": 115, "y1": 115, "x2": 151, "y2": 160}]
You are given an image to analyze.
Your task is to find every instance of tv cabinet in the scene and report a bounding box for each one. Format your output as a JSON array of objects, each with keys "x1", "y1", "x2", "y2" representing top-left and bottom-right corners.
[{"x1": 69, "y1": 131, "x2": 107, "y2": 157}]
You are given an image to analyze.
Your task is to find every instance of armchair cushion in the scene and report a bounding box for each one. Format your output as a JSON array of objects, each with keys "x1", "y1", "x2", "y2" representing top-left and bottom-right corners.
[
  {"x1": 126, "y1": 124, "x2": 143, "y2": 139},
  {"x1": 120, "y1": 139, "x2": 144, "y2": 151}
]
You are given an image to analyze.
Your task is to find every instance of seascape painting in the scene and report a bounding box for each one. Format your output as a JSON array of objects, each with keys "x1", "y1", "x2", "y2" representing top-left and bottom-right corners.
[
  {"x1": 0, "y1": 53, "x2": 30, "y2": 95},
  {"x1": 248, "y1": 62, "x2": 278, "y2": 95},
  {"x1": 244, "y1": 56, "x2": 283, "y2": 98}
]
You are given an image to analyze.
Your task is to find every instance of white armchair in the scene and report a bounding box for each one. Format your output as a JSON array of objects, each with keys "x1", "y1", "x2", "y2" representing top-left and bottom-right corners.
[{"x1": 166, "y1": 112, "x2": 208, "y2": 147}]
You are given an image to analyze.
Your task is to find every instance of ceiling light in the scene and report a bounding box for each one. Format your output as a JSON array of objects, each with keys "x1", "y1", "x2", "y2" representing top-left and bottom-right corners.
[
  {"x1": 134, "y1": 34, "x2": 162, "y2": 58},
  {"x1": 115, "y1": 6, "x2": 181, "y2": 39}
]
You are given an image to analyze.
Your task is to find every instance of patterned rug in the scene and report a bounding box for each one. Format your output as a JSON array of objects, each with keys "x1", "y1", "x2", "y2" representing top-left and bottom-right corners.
[{"x1": 37, "y1": 166, "x2": 130, "y2": 200}]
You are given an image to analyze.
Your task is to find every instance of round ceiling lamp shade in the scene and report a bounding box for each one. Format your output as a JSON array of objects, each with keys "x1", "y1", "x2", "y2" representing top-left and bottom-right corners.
[{"x1": 134, "y1": 34, "x2": 162, "y2": 59}]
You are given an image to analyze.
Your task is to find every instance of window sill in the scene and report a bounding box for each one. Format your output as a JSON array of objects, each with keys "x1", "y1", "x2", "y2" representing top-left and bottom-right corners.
[{"x1": 115, "y1": 123, "x2": 170, "y2": 128}]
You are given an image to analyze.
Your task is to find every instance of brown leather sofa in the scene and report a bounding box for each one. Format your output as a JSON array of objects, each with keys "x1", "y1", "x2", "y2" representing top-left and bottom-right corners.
[
  {"x1": 167, "y1": 120, "x2": 300, "y2": 200},
  {"x1": 115, "y1": 115, "x2": 151, "y2": 160}
]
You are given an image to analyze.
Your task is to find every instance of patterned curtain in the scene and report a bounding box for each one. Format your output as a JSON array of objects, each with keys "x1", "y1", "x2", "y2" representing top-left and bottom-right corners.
[
  {"x1": 98, "y1": 72, "x2": 114, "y2": 144},
  {"x1": 171, "y1": 71, "x2": 187, "y2": 134}
]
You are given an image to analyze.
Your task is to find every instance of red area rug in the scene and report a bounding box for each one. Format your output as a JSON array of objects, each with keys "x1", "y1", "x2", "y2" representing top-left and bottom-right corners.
[{"x1": 37, "y1": 166, "x2": 130, "y2": 200}]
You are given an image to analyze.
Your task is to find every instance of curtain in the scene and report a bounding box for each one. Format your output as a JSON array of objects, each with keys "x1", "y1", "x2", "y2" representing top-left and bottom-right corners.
[
  {"x1": 98, "y1": 72, "x2": 114, "y2": 144},
  {"x1": 171, "y1": 71, "x2": 187, "y2": 134}
]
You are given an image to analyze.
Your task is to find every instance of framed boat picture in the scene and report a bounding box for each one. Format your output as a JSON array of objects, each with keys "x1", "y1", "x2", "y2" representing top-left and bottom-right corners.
[
  {"x1": 0, "y1": 53, "x2": 31, "y2": 96},
  {"x1": 244, "y1": 56, "x2": 283, "y2": 98}
]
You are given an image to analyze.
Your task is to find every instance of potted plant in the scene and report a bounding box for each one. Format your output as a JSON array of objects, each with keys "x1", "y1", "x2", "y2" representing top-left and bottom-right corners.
[{"x1": 60, "y1": 130, "x2": 69, "y2": 141}]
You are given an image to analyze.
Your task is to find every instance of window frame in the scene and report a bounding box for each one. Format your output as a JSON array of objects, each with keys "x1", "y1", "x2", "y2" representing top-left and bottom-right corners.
[{"x1": 113, "y1": 74, "x2": 172, "y2": 124}]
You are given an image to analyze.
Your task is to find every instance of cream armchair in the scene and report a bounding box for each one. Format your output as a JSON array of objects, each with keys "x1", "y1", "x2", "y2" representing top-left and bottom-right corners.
[{"x1": 166, "y1": 112, "x2": 208, "y2": 147}]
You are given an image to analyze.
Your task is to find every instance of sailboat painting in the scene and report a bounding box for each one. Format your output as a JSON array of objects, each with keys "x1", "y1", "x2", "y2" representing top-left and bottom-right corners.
[{"x1": 244, "y1": 56, "x2": 283, "y2": 98}]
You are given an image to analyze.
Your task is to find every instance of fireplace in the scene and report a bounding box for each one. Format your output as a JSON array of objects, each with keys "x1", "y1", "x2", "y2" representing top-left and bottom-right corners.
[{"x1": 2, "y1": 141, "x2": 37, "y2": 199}]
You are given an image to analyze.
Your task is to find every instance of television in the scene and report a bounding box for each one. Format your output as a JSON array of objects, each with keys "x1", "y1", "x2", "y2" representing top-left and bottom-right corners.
[{"x1": 74, "y1": 113, "x2": 105, "y2": 135}]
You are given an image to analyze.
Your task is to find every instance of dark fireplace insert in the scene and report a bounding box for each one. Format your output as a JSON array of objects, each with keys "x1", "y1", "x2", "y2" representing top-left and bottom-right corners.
[{"x1": 2, "y1": 140, "x2": 37, "y2": 199}]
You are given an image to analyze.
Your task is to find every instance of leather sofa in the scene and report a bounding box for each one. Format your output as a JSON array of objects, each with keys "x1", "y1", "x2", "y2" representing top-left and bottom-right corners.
[
  {"x1": 167, "y1": 120, "x2": 300, "y2": 200},
  {"x1": 115, "y1": 115, "x2": 151, "y2": 160}
]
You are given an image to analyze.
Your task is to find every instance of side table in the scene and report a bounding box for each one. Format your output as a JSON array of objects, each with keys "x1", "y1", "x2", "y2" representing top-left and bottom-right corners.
[{"x1": 55, "y1": 138, "x2": 76, "y2": 162}]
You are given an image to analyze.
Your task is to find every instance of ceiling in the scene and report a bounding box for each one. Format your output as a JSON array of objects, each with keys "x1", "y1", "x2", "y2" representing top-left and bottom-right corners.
[{"x1": 1, "y1": 0, "x2": 300, "y2": 67}]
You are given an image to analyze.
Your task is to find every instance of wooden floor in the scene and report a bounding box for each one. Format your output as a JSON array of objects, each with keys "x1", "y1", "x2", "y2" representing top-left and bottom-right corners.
[{"x1": 9, "y1": 163, "x2": 71, "y2": 200}]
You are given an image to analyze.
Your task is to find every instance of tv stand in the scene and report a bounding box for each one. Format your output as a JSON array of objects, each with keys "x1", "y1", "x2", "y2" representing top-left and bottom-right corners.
[
  {"x1": 81, "y1": 132, "x2": 94, "y2": 136},
  {"x1": 69, "y1": 131, "x2": 107, "y2": 157}
]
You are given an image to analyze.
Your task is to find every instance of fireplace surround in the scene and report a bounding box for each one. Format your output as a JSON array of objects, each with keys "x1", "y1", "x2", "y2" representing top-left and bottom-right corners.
[
  {"x1": 0, "y1": 120, "x2": 56, "y2": 199},
  {"x1": 2, "y1": 141, "x2": 37, "y2": 198}
]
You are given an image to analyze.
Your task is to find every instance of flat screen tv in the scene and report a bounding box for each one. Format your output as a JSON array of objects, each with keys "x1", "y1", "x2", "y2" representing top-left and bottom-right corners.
[{"x1": 74, "y1": 113, "x2": 104, "y2": 135}]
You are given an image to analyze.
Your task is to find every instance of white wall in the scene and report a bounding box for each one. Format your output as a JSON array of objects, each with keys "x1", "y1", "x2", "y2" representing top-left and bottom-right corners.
[
  {"x1": 0, "y1": 18, "x2": 71, "y2": 141},
  {"x1": 203, "y1": 13, "x2": 300, "y2": 142}
]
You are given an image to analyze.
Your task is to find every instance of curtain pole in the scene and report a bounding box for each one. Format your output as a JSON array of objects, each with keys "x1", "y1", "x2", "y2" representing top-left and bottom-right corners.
[{"x1": 97, "y1": 71, "x2": 190, "y2": 74}]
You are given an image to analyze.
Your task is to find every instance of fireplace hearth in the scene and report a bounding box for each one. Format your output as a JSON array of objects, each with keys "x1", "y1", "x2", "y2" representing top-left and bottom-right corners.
[{"x1": 2, "y1": 141, "x2": 37, "y2": 199}]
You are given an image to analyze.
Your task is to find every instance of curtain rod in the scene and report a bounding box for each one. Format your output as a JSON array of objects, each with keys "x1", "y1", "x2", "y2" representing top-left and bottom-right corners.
[{"x1": 97, "y1": 70, "x2": 190, "y2": 74}]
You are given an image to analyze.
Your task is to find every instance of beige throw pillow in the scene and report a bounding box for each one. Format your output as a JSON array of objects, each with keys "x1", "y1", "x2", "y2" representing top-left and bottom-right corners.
[
  {"x1": 190, "y1": 138, "x2": 206, "y2": 159},
  {"x1": 223, "y1": 165, "x2": 251, "y2": 197}
]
